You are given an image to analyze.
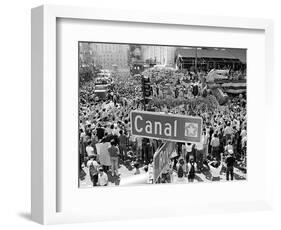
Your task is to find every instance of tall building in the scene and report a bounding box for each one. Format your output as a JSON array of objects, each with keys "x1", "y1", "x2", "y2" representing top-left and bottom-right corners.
[
  {"x1": 141, "y1": 46, "x2": 176, "y2": 66},
  {"x1": 79, "y1": 43, "x2": 94, "y2": 67},
  {"x1": 90, "y1": 43, "x2": 129, "y2": 70}
]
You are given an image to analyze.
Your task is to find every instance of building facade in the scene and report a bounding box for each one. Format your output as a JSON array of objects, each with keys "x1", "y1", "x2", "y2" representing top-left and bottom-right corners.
[
  {"x1": 90, "y1": 43, "x2": 129, "y2": 70},
  {"x1": 175, "y1": 47, "x2": 246, "y2": 72},
  {"x1": 79, "y1": 43, "x2": 94, "y2": 67},
  {"x1": 141, "y1": 46, "x2": 176, "y2": 67}
]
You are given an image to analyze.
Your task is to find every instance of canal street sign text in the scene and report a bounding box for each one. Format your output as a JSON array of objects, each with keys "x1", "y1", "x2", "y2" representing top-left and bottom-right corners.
[{"x1": 130, "y1": 110, "x2": 202, "y2": 143}]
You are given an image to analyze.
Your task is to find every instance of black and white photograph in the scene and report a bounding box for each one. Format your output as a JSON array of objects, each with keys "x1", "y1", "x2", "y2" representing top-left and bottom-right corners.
[{"x1": 78, "y1": 42, "x2": 247, "y2": 188}]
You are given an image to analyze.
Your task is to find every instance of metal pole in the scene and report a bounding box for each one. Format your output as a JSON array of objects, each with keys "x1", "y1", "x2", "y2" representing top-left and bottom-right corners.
[
  {"x1": 142, "y1": 75, "x2": 146, "y2": 111},
  {"x1": 195, "y1": 47, "x2": 198, "y2": 73}
]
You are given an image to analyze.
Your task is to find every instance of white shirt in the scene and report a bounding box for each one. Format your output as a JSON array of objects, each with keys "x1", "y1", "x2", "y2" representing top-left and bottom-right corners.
[
  {"x1": 86, "y1": 146, "x2": 95, "y2": 157},
  {"x1": 98, "y1": 172, "x2": 108, "y2": 186},
  {"x1": 86, "y1": 159, "x2": 99, "y2": 168},
  {"x1": 185, "y1": 143, "x2": 193, "y2": 152},
  {"x1": 224, "y1": 126, "x2": 233, "y2": 135},
  {"x1": 208, "y1": 162, "x2": 222, "y2": 178}
]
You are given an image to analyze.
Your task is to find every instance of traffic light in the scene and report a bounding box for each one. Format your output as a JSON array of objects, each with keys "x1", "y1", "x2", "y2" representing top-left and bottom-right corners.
[
  {"x1": 141, "y1": 75, "x2": 152, "y2": 111},
  {"x1": 142, "y1": 76, "x2": 152, "y2": 98}
]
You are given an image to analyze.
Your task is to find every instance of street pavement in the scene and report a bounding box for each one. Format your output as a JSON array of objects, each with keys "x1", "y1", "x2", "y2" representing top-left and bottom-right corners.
[{"x1": 79, "y1": 161, "x2": 246, "y2": 188}]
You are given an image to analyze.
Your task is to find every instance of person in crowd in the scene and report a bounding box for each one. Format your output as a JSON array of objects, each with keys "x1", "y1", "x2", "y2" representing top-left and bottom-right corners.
[
  {"x1": 96, "y1": 123, "x2": 105, "y2": 141},
  {"x1": 87, "y1": 155, "x2": 99, "y2": 186},
  {"x1": 142, "y1": 138, "x2": 151, "y2": 164},
  {"x1": 185, "y1": 142, "x2": 193, "y2": 163},
  {"x1": 208, "y1": 156, "x2": 223, "y2": 181},
  {"x1": 136, "y1": 136, "x2": 143, "y2": 160},
  {"x1": 177, "y1": 158, "x2": 186, "y2": 182},
  {"x1": 97, "y1": 167, "x2": 108, "y2": 186},
  {"x1": 133, "y1": 162, "x2": 141, "y2": 175},
  {"x1": 225, "y1": 140, "x2": 234, "y2": 154},
  {"x1": 241, "y1": 126, "x2": 247, "y2": 140},
  {"x1": 86, "y1": 140, "x2": 95, "y2": 159},
  {"x1": 187, "y1": 155, "x2": 197, "y2": 182},
  {"x1": 118, "y1": 130, "x2": 127, "y2": 161},
  {"x1": 108, "y1": 139, "x2": 119, "y2": 176},
  {"x1": 210, "y1": 133, "x2": 220, "y2": 160},
  {"x1": 224, "y1": 122, "x2": 233, "y2": 142},
  {"x1": 202, "y1": 128, "x2": 209, "y2": 160},
  {"x1": 225, "y1": 149, "x2": 236, "y2": 181},
  {"x1": 196, "y1": 140, "x2": 204, "y2": 172}
]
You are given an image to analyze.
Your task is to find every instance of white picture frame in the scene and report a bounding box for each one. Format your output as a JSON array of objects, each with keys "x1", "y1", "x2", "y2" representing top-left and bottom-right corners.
[{"x1": 31, "y1": 4, "x2": 274, "y2": 225}]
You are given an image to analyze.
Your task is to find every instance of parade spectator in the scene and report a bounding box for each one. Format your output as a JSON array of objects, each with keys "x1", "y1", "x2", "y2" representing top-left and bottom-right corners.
[
  {"x1": 86, "y1": 141, "x2": 95, "y2": 158},
  {"x1": 187, "y1": 156, "x2": 197, "y2": 182},
  {"x1": 210, "y1": 133, "x2": 220, "y2": 160},
  {"x1": 177, "y1": 158, "x2": 186, "y2": 182},
  {"x1": 241, "y1": 126, "x2": 247, "y2": 139},
  {"x1": 177, "y1": 158, "x2": 186, "y2": 178},
  {"x1": 108, "y1": 139, "x2": 119, "y2": 176},
  {"x1": 225, "y1": 140, "x2": 234, "y2": 154},
  {"x1": 96, "y1": 123, "x2": 105, "y2": 141},
  {"x1": 133, "y1": 162, "x2": 141, "y2": 175},
  {"x1": 196, "y1": 140, "x2": 204, "y2": 172},
  {"x1": 184, "y1": 142, "x2": 193, "y2": 163},
  {"x1": 202, "y1": 128, "x2": 209, "y2": 160},
  {"x1": 118, "y1": 130, "x2": 127, "y2": 161},
  {"x1": 87, "y1": 156, "x2": 99, "y2": 186},
  {"x1": 224, "y1": 123, "x2": 233, "y2": 142},
  {"x1": 136, "y1": 136, "x2": 143, "y2": 159},
  {"x1": 142, "y1": 138, "x2": 151, "y2": 164},
  {"x1": 208, "y1": 157, "x2": 223, "y2": 181},
  {"x1": 225, "y1": 149, "x2": 236, "y2": 181},
  {"x1": 97, "y1": 167, "x2": 108, "y2": 186}
]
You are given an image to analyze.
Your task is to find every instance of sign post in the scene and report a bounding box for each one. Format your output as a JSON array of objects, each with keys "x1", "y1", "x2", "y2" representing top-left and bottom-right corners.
[
  {"x1": 131, "y1": 110, "x2": 202, "y2": 143},
  {"x1": 153, "y1": 141, "x2": 176, "y2": 183}
]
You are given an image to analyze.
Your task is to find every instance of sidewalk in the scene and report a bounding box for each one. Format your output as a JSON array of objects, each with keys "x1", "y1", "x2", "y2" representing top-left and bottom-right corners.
[{"x1": 79, "y1": 161, "x2": 246, "y2": 188}]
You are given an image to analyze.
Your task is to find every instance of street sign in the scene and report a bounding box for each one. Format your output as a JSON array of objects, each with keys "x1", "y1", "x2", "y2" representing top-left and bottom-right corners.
[
  {"x1": 130, "y1": 110, "x2": 202, "y2": 143},
  {"x1": 153, "y1": 141, "x2": 175, "y2": 182}
]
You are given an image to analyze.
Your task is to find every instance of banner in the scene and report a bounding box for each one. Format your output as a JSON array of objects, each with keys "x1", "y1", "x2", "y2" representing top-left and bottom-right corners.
[{"x1": 95, "y1": 142, "x2": 111, "y2": 166}]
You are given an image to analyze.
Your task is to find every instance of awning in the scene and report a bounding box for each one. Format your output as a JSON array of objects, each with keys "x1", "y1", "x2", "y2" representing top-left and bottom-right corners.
[{"x1": 177, "y1": 48, "x2": 246, "y2": 63}]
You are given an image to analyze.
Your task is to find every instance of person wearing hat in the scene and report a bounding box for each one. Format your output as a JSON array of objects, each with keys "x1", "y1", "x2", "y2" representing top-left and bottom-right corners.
[{"x1": 225, "y1": 149, "x2": 236, "y2": 181}]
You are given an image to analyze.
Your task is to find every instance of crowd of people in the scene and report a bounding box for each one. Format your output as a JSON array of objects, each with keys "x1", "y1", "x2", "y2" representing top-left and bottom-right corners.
[{"x1": 79, "y1": 67, "x2": 247, "y2": 186}]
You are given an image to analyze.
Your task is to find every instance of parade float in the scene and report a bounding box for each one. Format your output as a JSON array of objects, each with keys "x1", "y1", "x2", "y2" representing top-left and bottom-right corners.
[{"x1": 205, "y1": 69, "x2": 246, "y2": 105}]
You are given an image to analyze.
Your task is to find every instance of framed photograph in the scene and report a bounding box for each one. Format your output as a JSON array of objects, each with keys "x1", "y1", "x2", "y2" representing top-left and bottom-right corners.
[{"x1": 31, "y1": 5, "x2": 274, "y2": 225}]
